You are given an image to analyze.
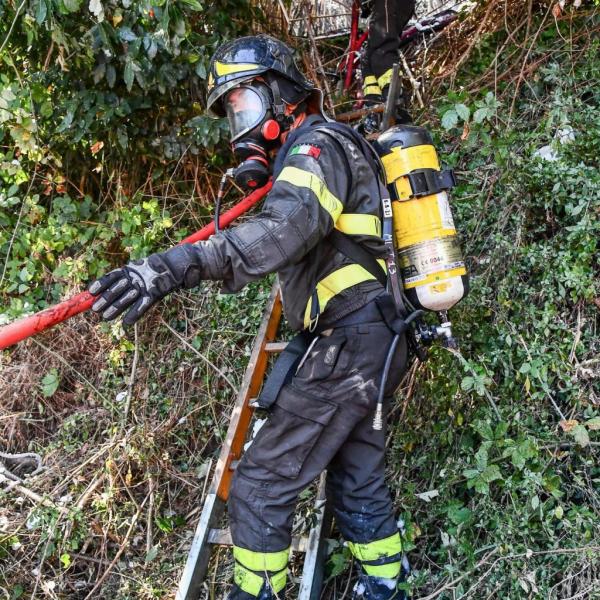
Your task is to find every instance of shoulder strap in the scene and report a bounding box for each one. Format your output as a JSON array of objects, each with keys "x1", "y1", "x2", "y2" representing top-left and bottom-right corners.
[
  {"x1": 312, "y1": 123, "x2": 388, "y2": 287},
  {"x1": 314, "y1": 122, "x2": 383, "y2": 181}
]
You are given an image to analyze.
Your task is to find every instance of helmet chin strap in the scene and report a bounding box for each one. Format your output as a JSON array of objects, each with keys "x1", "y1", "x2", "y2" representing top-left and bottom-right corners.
[{"x1": 266, "y1": 74, "x2": 295, "y2": 130}]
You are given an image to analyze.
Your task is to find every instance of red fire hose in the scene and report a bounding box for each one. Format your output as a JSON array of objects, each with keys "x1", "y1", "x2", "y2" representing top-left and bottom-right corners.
[{"x1": 0, "y1": 181, "x2": 272, "y2": 350}]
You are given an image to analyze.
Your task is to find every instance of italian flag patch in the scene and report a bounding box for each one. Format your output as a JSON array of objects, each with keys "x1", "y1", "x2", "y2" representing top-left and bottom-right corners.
[{"x1": 290, "y1": 143, "x2": 321, "y2": 159}]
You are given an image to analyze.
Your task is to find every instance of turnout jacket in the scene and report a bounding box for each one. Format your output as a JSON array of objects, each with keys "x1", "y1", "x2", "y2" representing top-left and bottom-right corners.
[{"x1": 195, "y1": 117, "x2": 387, "y2": 331}]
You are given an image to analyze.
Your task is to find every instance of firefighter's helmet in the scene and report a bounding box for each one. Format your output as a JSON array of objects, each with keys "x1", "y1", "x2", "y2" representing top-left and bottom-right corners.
[{"x1": 206, "y1": 35, "x2": 325, "y2": 119}]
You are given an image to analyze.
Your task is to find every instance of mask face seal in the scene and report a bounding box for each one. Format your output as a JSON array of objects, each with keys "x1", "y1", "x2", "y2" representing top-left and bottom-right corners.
[{"x1": 223, "y1": 82, "x2": 282, "y2": 190}]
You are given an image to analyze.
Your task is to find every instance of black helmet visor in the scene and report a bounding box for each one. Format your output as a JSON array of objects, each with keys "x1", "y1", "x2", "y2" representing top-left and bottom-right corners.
[{"x1": 224, "y1": 86, "x2": 268, "y2": 142}]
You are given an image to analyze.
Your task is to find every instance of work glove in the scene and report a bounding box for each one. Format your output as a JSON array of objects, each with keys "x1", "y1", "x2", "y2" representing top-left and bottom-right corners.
[{"x1": 88, "y1": 244, "x2": 204, "y2": 325}]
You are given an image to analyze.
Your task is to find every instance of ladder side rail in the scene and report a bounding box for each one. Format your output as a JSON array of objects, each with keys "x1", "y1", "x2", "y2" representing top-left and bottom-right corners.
[{"x1": 177, "y1": 281, "x2": 283, "y2": 600}]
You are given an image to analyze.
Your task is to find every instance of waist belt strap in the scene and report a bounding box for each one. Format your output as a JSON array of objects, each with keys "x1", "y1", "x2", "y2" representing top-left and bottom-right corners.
[
  {"x1": 375, "y1": 293, "x2": 409, "y2": 336},
  {"x1": 256, "y1": 332, "x2": 314, "y2": 410}
]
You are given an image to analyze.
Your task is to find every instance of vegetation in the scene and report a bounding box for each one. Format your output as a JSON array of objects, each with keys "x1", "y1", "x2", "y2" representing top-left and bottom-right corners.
[{"x1": 1, "y1": 1, "x2": 598, "y2": 598}]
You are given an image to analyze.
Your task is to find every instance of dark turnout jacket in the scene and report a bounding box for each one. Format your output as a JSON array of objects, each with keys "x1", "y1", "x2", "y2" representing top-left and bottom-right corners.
[{"x1": 195, "y1": 117, "x2": 387, "y2": 331}]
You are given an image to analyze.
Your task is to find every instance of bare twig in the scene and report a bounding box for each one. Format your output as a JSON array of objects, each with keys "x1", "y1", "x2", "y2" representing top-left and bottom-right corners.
[
  {"x1": 161, "y1": 318, "x2": 237, "y2": 394},
  {"x1": 123, "y1": 323, "x2": 140, "y2": 425},
  {"x1": 83, "y1": 492, "x2": 150, "y2": 599}
]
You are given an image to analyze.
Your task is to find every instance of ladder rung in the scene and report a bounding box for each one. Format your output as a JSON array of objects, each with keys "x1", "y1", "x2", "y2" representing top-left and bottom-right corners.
[
  {"x1": 208, "y1": 528, "x2": 309, "y2": 553},
  {"x1": 265, "y1": 342, "x2": 288, "y2": 353}
]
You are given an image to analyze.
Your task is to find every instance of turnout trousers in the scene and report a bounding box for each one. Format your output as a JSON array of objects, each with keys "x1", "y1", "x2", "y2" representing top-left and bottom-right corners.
[
  {"x1": 227, "y1": 314, "x2": 409, "y2": 599},
  {"x1": 362, "y1": 0, "x2": 416, "y2": 98}
]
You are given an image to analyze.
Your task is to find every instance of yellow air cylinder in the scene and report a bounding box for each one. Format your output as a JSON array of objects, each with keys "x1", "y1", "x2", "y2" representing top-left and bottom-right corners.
[{"x1": 378, "y1": 125, "x2": 468, "y2": 312}]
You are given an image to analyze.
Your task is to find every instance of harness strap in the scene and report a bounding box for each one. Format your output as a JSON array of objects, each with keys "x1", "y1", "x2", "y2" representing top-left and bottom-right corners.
[
  {"x1": 328, "y1": 229, "x2": 387, "y2": 287},
  {"x1": 375, "y1": 294, "x2": 409, "y2": 336}
]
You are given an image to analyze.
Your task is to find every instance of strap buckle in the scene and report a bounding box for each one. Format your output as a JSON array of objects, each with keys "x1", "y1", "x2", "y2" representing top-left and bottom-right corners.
[{"x1": 406, "y1": 168, "x2": 456, "y2": 198}]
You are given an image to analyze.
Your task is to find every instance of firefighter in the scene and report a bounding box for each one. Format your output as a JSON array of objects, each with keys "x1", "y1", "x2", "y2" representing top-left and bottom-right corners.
[
  {"x1": 361, "y1": 0, "x2": 416, "y2": 103},
  {"x1": 88, "y1": 35, "x2": 409, "y2": 600}
]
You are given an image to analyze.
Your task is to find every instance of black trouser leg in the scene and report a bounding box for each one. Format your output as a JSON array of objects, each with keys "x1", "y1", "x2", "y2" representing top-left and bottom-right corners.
[
  {"x1": 367, "y1": 0, "x2": 416, "y2": 91},
  {"x1": 227, "y1": 322, "x2": 408, "y2": 598}
]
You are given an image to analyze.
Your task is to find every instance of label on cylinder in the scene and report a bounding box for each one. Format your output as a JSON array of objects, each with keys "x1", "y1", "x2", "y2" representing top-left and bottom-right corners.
[
  {"x1": 399, "y1": 236, "x2": 466, "y2": 289},
  {"x1": 437, "y1": 192, "x2": 455, "y2": 231}
]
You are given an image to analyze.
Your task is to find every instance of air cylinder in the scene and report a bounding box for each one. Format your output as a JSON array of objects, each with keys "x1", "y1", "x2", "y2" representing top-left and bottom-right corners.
[{"x1": 377, "y1": 125, "x2": 468, "y2": 312}]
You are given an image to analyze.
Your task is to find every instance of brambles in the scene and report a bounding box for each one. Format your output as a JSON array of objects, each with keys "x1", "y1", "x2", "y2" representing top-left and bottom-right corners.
[{"x1": 1, "y1": 2, "x2": 599, "y2": 599}]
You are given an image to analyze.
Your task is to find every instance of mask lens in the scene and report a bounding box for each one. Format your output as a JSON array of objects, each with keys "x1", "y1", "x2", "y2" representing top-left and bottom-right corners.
[{"x1": 224, "y1": 87, "x2": 266, "y2": 142}]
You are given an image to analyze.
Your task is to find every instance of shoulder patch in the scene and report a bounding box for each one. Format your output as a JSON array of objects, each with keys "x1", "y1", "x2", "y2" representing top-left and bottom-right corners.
[{"x1": 290, "y1": 143, "x2": 322, "y2": 160}]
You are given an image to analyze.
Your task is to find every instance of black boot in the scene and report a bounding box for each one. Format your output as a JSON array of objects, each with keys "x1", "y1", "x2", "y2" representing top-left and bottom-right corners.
[
  {"x1": 351, "y1": 574, "x2": 406, "y2": 600},
  {"x1": 227, "y1": 583, "x2": 284, "y2": 600}
]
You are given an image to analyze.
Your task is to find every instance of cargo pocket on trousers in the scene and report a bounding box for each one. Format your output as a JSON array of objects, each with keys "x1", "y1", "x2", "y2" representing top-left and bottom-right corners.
[
  {"x1": 256, "y1": 385, "x2": 338, "y2": 480},
  {"x1": 295, "y1": 331, "x2": 351, "y2": 382}
]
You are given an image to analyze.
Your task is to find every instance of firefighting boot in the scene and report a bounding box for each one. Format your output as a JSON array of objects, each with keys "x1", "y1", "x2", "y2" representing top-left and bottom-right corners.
[
  {"x1": 347, "y1": 532, "x2": 410, "y2": 600},
  {"x1": 228, "y1": 546, "x2": 288, "y2": 600},
  {"x1": 351, "y1": 574, "x2": 406, "y2": 600},
  {"x1": 363, "y1": 75, "x2": 383, "y2": 105}
]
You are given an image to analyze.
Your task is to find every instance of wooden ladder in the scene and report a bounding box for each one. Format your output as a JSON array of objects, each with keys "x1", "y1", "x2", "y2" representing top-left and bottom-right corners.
[{"x1": 177, "y1": 282, "x2": 332, "y2": 600}]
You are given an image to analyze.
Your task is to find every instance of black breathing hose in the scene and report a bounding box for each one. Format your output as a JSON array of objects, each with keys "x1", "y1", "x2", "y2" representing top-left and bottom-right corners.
[{"x1": 373, "y1": 309, "x2": 424, "y2": 430}]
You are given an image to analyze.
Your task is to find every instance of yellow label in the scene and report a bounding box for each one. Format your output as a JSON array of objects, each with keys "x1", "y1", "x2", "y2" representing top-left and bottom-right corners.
[{"x1": 398, "y1": 236, "x2": 465, "y2": 289}]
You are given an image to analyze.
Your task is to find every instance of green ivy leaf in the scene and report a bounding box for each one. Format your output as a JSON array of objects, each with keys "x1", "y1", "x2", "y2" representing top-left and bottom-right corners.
[
  {"x1": 41, "y1": 369, "x2": 60, "y2": 397},
  {"x1": 62, "y1": 0, "x2": 82, "y2": 12},
  {"x1": 327, "y1": 550, "x2": 349, "y2": 579},
  {"x1": 441, "y1": 109, "x2": 458, "y2": 130},
  {"x1": 481, "y1": 464, "x2": 503, "y2": 483},
  {"x1": 570, "y1": 424, "x2": 590, "y2": 447},
  {"x1": 145, "y1": 544, "x2": 159, "y2": 563},
  {"x1": 585, "y1": 417, "x2": 600, "y2": 431},
  {"x1": 124, "y1": 61, "x2": 134, "y2": 91},
  {"x1": 180, "y1": 0, "x2": 203, "y2": 10},
  {"x1": 118, "y1": 26, "x2": 137, "y2": 42},
  {"x1": 473, "y1": 107, "x2": 489, "y2": 123},
  {"x1": 106, "y1": 64, "x2": 116, "y2": 88},
  {"x1": 447, "y1": 504, "x2": 472, "y2": 525},
  {"x1": 195, "y1": 61, "x2": 207, "y2": 79},
  {"x1": 455, "y1": 103, "x2": 470, "y2": 121},
  {"x1": 35, "y1": 0, "x2": 48, "y2": 24}
]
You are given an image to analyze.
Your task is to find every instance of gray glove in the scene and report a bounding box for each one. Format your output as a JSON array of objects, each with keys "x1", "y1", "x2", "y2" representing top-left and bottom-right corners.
[{"x1": 88, "y1": 244, "x2": 204, "y2": 325}]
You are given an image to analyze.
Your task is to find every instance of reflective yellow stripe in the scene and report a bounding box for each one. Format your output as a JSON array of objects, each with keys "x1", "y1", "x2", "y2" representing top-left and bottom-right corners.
[
  {"x1": 402, "y1": 266, "x2": 466, "y2": 290},
  {"x1": 277, "y1": 166, "x2": 344, "y2": 222},
  {"x1": 214, "y1": 61, "x2": 261, "y2": 76},
  {"x1": 364, "y1": 84, "x2": 382, "y2": 97},
  {"x1": 303, "y1": 264, "x2": 378, "y2": 329},
  {"x1": 234, "y1": 563, "x2": 287, "y2": 596},
  {"x1": 377, "y1": 68, "x2": 394, "y2": 89},
  {"x1": 348, "y1": 532, "x2": 402, "y2": 562},
  {"x1": 270, "y1": 569, "x2": 287, "y2": 593},
  {"x1": 363, "y1": 561, "x2": 402, "y2": 579},
  {"x1": 381, "y1": 145, "x2": 440, "y2": 190},
  {"x1": 233, "y1": 546, "x2": 289, "y2": 572},
  {"x1": 234, "y1": 564, "x2": 264, "y2": 597},
  {"x1": 233, "y1": 547, "x2": 289, "y2": 597},
  {"x1": 364, "y1": 75, "x2": 378, "y2": 86},
  {"x1": 336, "y1": 213, "x2": 381, "y2": 237}
]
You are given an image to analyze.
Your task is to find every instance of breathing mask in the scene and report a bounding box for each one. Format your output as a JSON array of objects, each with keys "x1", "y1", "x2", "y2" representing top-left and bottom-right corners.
[{"x1": 224, "y1": 82, "x2": 284, "y2": 190}]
